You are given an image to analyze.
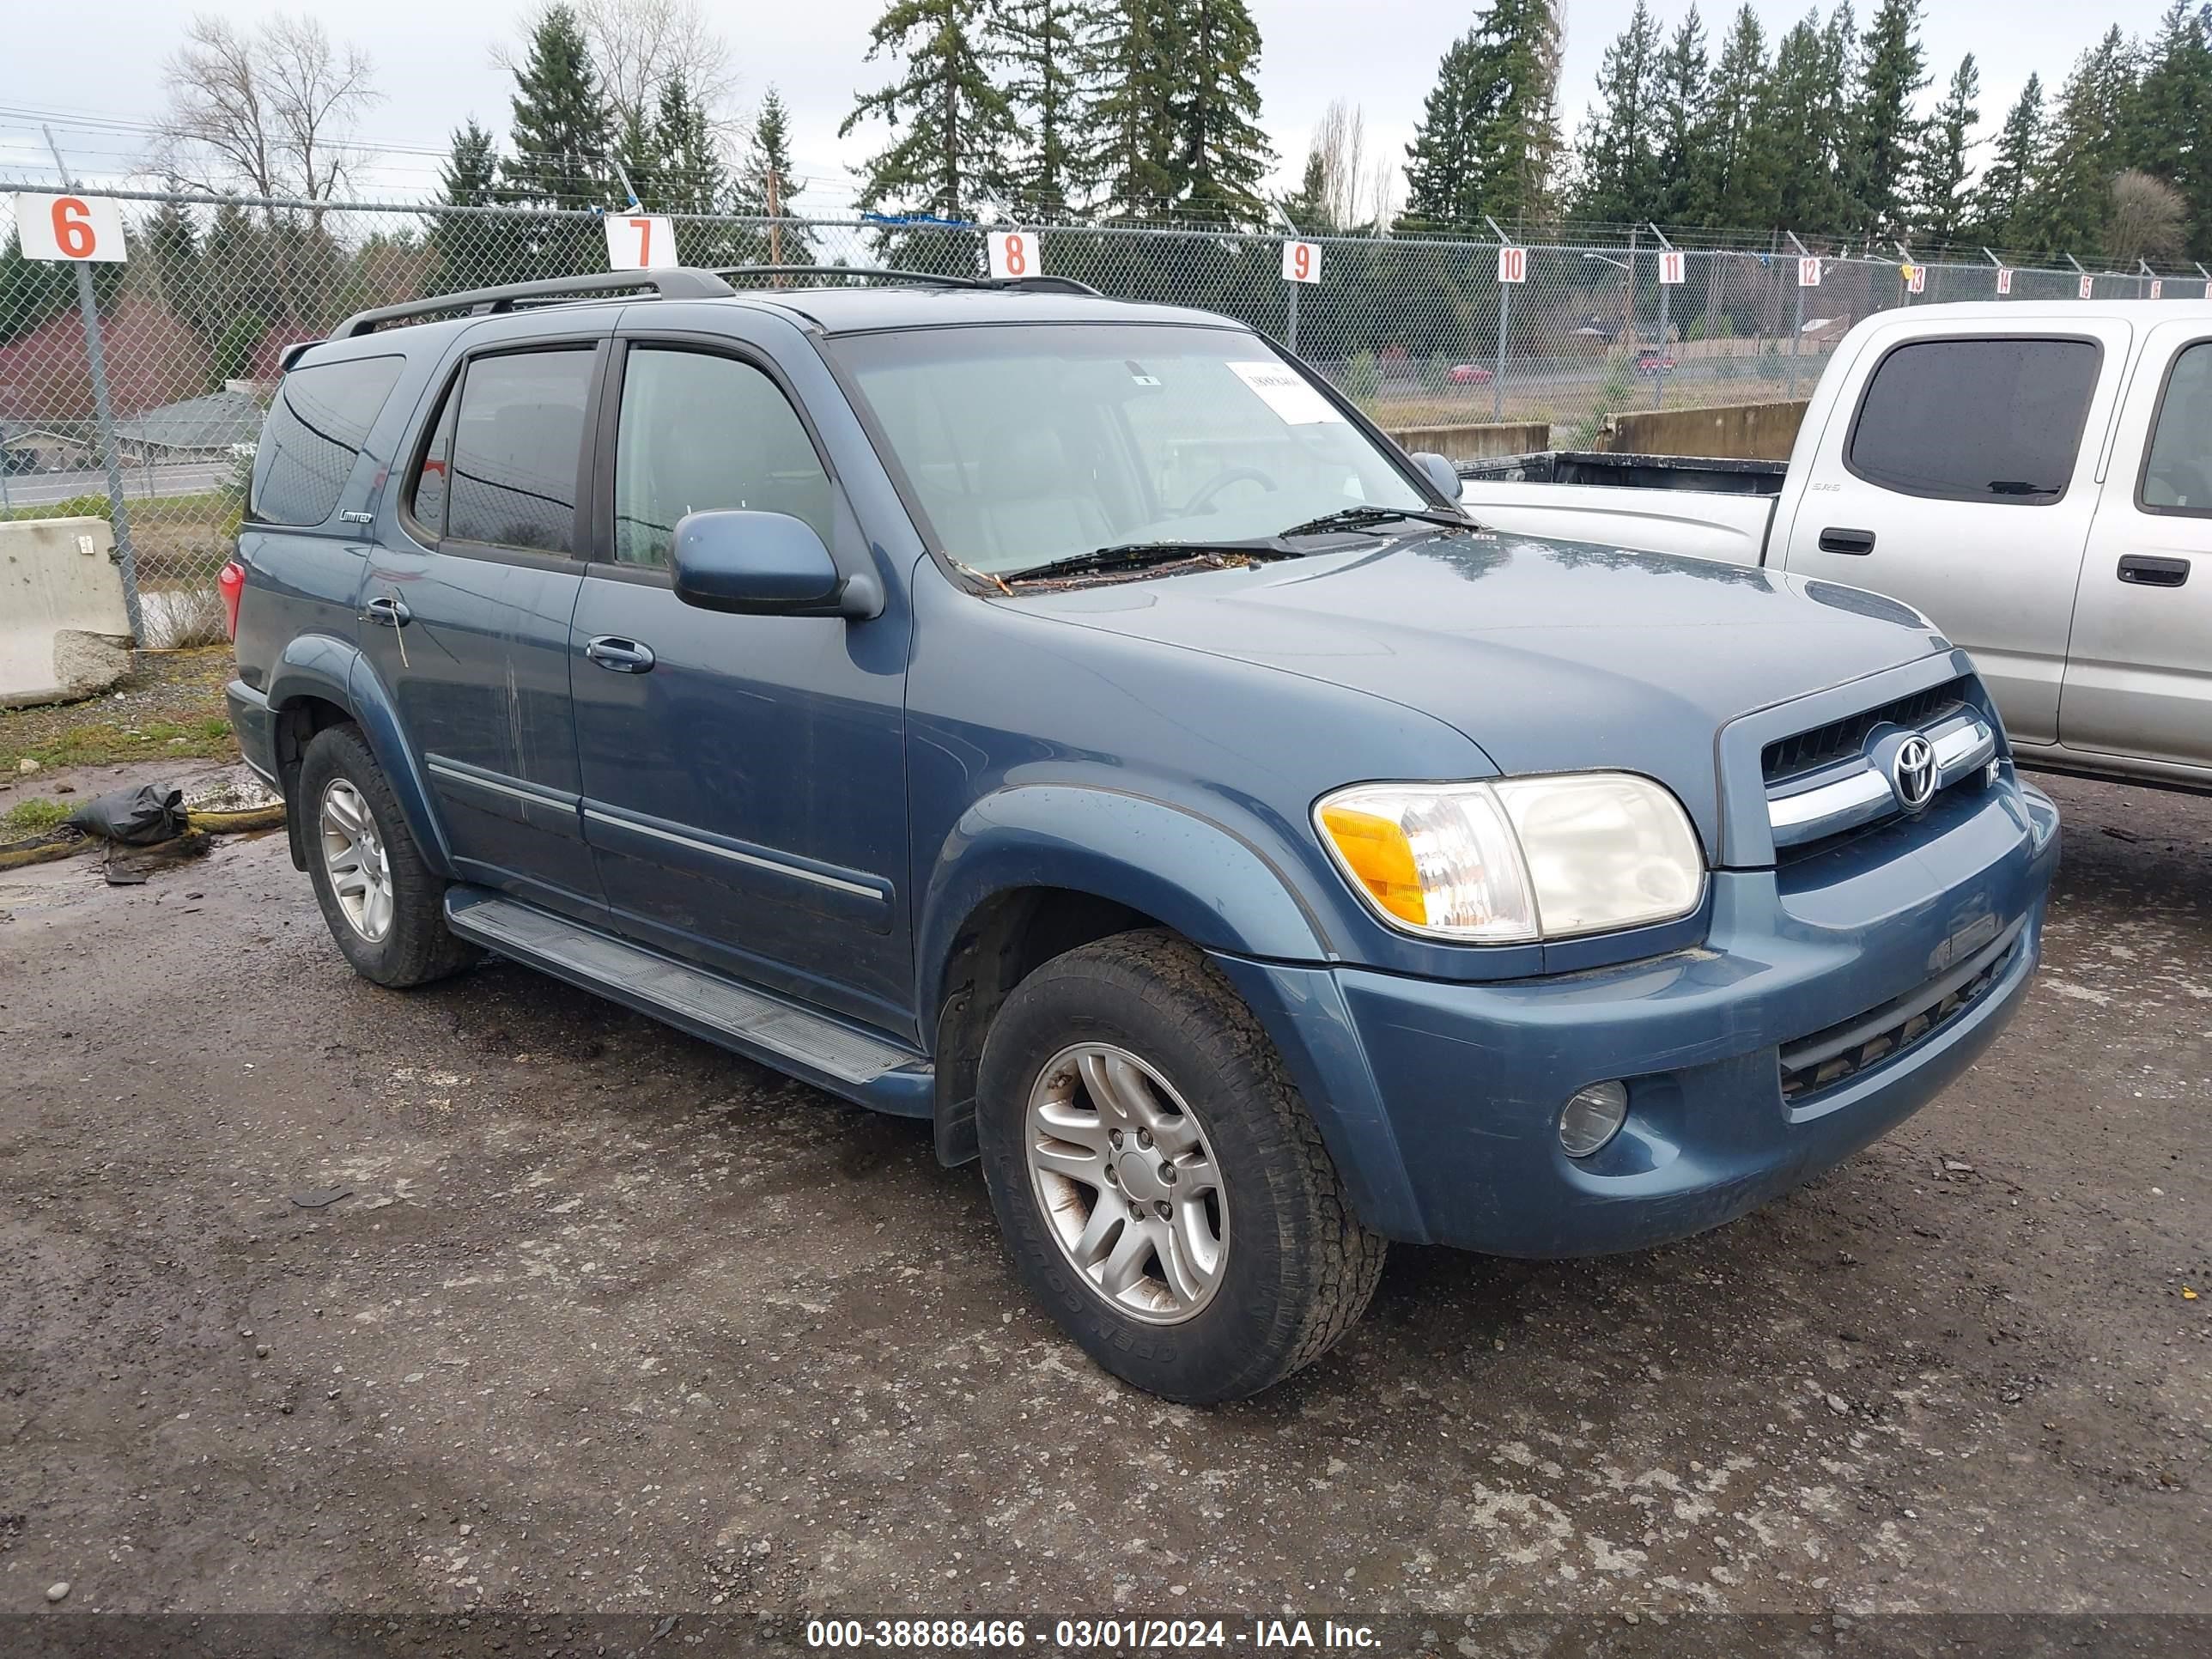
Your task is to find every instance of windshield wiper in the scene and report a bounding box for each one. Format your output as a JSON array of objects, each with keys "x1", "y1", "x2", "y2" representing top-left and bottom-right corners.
[
  {"x1": 1276, "y1": 503, "x2": 1474, "y2": 538},
  {"x1": 1004, "y1": 539, "x2": 1292, "y2": 585}
]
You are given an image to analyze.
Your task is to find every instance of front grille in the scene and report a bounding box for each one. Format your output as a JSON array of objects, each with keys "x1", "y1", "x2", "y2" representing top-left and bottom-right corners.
[
  {"x1": 1762, "y1": 678, "x2": 1967, "y2": 784},
  {"x1": 1778, "y1": 923, "x2": 2024, "y2": 1103}
]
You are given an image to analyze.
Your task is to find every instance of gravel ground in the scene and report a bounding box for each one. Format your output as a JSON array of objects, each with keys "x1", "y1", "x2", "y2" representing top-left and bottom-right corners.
[{"x1": 1, "y1": 769, "x2": 2207, "y2": 1644}]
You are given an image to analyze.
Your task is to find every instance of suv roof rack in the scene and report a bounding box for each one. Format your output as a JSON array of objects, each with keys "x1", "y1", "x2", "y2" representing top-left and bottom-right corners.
[
  {"x1": 330, "y1": 268, "x2": 738, "y2": 339},
  {"x1": 711, "y1": 264, "x2": 1103, "y2": 297}
]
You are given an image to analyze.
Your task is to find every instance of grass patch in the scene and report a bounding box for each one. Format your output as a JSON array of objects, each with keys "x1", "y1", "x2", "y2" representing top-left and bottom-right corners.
[
  {"x1": 2, "y1": 715, "x2": 236, "y2": 774},
  {"x1": 1, "y1": 797, "x2": 72, "y2": 838}
]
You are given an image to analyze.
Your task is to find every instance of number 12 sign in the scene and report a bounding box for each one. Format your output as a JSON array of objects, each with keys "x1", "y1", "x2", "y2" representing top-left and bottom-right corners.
[
  {"x1": 606, "y1": 214, "x2": 677, "y2": 270},
  {"x1": 12, "y1": 193, "x2": 129, "y2": 262}
]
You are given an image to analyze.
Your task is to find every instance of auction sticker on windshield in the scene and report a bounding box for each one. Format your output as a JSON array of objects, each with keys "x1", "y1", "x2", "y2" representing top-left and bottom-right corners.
[{"x1": 1227, "y1": 360, "x2": 1344, "y2": 425}]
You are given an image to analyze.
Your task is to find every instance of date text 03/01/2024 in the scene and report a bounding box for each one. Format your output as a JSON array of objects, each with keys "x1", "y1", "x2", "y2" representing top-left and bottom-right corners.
[{"x1": 803, "y1": 1617, "x2": 1381, "y2": 1649}]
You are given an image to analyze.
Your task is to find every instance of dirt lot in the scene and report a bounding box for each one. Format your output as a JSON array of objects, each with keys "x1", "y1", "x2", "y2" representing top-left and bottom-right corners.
[{"x1": 1, "y1": 766, "x2": 2207, "y2": 1644}]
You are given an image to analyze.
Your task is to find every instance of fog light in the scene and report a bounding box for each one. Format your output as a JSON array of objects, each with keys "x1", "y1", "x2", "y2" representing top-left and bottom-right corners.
[{"x1": 1559, "y1": 1081, "x2": 1629, "y2": 1158}]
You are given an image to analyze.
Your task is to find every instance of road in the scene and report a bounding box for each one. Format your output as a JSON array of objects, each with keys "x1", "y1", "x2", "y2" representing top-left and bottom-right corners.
[
  {"x1": 0, "y1": 460, "x2": 230, "y2": 508},
  {"x1": 0, "y1": 763, "x2": 2206, "y2": 1646}
]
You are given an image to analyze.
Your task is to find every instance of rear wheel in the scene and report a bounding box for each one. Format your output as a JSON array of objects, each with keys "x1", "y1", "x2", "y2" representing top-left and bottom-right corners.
[
  {"x1": 298, "y1": 724, "x2": 478, "y2": 988},
  {"x1": 976, "y1": 929, "x2": 1386, "y2": 1402}
]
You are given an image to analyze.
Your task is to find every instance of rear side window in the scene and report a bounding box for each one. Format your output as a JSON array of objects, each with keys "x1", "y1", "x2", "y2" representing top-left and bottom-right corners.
[
  {"x1": 1846, "y1": 337, "x2": 2101, "y2": 504},
  {"x1": 2140, "y1": 341, "x2": 2212, "y2": 516},
  {"x1": 250, "y1": 355, "x2": 404, "y2": 526},
  {"x1": 441, "y1": 349, "x2": 595, "y2": 554}
]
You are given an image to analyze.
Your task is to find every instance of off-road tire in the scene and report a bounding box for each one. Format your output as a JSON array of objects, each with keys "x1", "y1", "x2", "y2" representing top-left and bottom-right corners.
[
  {"x1": 976, "y1": 928, "x2": 1387, "y2": 1402},
  {"x1": 297, "y1": 724, "x2": 478, "y2": 988}
]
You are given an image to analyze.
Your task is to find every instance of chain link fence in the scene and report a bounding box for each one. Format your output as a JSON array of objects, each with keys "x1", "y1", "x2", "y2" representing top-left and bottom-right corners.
[{"x1": 4, "y1": 183, "x2": 2209, "y2": 643}]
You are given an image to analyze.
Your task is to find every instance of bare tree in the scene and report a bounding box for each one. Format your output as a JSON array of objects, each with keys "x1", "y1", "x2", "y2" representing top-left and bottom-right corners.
[
  {"x1": 572, "y1": 0, "x2": 738, "y2": 138},
  {"x1": 155, "y1": 14, "x2": 380, "y2": 201},
  {"x1": 1313, "y1": 100, "x2": 1368, "y2": 233},
  {"x1": 2107, "y1": 170, "x2": 2190, "y2": 268}
]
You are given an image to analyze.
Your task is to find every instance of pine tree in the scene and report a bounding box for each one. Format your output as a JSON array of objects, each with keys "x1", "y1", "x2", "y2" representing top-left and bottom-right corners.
[
  {"x1": 1972, "y1": 72, "x2": 2043, "y2": 246},
  {"x1": 1279, "y1": 148, "x2": 1333, "y2": 234},
  {"x1": 842, "y1": 0, "x2": 1016, "y2": 222},
  {"x1": 740, "y1": 87, "x2": 816, "y2": 264},
  {"x1": 1000, "y1": 0, "x2": 1095, "y2": 216},
  {"x1": 2022, "y1": 27, "x2": 2139, "y2": 255},
  {"x1": 651, "y1": 74, "x2": 724, "y2": 214},
  {"x1": 503, "y1": 5, "x2": 614, "y2": 212},
  {"x1": 2123, "y1": 1, "x2": 2211, "y2": 260},
  {"x1": 1571, "y1": 0, "x2": 1666, "y2": 224},
  {"x1": 1765, "y1": 12, "x2": 1850, "y2": 236},
  {"x1": 1911, "y1": 54, "x2": 1978, "y2": 246},
  {"x1": 1175, "y1": 0, "x2": 1273, "y2": 225},
  {"x1": 1082, "y1": 0, "x2": 1182, "y2": 220},
  {"x1": 433, "y1": 118, "x2": 517, "y2": 289},
  {"x1": 1849, "y1": 0, "x2": 1928, "y2": 240},
  {"x1": 1702, "y1": 6, "x2": 1779, "y2": 228},
  {"x1": 1654, "y1": 7, "x2": 1711, "y2": 224},
  {"x1": 1402, "y1": 32, "x2": 1492, "y2": 232},
  {"x1": 1473, "y1": 0, "x2": 1565, "y2": 226}
]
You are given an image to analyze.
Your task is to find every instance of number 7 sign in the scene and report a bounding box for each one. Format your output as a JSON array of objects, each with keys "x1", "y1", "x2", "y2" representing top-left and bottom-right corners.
[
  {"x1": 11, "y1": 192, "x2": 129, "y2": 262},
  {"x1": 605, "y1": 213, "x2": 677, "y2": 270}
]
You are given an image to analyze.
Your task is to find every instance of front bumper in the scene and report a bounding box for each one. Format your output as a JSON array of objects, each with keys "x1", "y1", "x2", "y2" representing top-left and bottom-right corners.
[{"x1": 1216, "y1": 777, "x2": 2059, "y2": 1257}]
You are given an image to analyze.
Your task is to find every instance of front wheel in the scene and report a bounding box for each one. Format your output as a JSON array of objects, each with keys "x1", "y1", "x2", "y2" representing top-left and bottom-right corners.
[{"x1": 976, "y1": 930, "x2": 1386, "y2": 1402}]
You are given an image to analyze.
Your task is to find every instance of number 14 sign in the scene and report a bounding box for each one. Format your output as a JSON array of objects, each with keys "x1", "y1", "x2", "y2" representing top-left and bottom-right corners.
[{"x1": 11, "y1": 192, "x2": 129, "y2": 262}]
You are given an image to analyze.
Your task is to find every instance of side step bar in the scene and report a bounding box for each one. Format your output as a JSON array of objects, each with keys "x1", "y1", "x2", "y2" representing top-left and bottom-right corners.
[{"x1": 443, "y1": 888, "x2": 933, "y2": 1116}]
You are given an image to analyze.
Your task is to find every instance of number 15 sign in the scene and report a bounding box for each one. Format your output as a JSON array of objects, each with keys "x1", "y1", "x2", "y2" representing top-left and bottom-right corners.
[{"x1": 12, "y1": 193, "x2": 129, "y2": 262}]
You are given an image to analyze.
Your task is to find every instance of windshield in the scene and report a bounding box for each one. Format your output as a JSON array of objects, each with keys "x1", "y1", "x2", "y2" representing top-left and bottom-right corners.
[{"x1": 827, "y1": 324, "x2": 1429, "y2": 575}]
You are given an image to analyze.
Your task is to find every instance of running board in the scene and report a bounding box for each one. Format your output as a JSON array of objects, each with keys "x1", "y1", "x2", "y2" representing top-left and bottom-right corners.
[{"x1": 443, "y1": 888, "x2": 933, "y2": 1115}]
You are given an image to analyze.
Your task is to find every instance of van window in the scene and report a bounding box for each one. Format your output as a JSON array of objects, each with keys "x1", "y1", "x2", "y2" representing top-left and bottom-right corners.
[
  {"x1": 2140, "y1": 341, "x2": 2212, "y2": 516},
  {"x1": 443, "y1": 349, "x2": 595, "y2": 553},
  {"x1": 250, "y1": 355, "x2": 404, "y2": 526},
  {"x1": 611, "y1": 349, "x2": 835, "y2": 567},
  {"x1": 1846, "y1": 337, "x2": 2100, "y2": 504}
]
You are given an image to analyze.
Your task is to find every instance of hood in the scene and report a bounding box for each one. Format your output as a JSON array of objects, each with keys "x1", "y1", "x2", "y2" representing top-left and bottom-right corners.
[{"x1": 1008, "y1": 530, "x2": 1950, "y2": 848}]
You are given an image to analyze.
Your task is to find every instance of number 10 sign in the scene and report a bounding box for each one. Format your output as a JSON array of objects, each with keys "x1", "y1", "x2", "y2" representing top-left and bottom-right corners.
[{"x1": 11, "y1": 193, "x2": 129, "y2": 262}]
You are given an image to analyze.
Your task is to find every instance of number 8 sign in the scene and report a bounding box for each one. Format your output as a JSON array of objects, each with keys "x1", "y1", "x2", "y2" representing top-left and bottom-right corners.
[
  {"x1": 988, "y1": 230, "x2": 1036, "y2": 281},
  {"x1": 11, "y1": 192, "x2": 129, "y2": 263}
]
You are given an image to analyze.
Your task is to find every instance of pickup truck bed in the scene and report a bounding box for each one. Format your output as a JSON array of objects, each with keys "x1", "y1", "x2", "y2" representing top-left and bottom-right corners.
[{"x1": 1459, "y1": 450, "x2": 1784, "y2": 568}]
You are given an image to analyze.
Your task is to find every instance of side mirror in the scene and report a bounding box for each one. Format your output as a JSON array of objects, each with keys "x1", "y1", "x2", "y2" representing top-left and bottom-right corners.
[
  {"x1": 670, "y1": 509, "x2": 882, "y2": 619},
  {"x1": 1412, "y1": 452, "x2": 1464, "y2": 501}
]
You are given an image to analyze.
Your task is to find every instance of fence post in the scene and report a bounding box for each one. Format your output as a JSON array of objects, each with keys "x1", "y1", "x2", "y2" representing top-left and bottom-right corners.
[
  {"x1": 1286, "y1": 279, "x2": 1299, "y2": 356},
  {"x1": 1485, "y1": 218, "x2": 1511, "y2": 424},
  {"x1": 42, "y1": 129, "x2": 143, "y2": 645},
  {"x1": 1649, "y1": 225, "x2": 1674, "y2": 410},
  {"x1": 1784, "y1": 231, "x2": 1809, "y2": 399}
]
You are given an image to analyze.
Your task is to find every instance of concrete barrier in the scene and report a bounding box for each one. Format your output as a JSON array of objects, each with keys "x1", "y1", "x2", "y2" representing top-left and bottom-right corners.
[
  {"x1": 1387, "y1": 420, "x2": 1552, "y2": 463},
  {"x1": 1596, "y1": 399, "x2": 1808, "y2": 461},
  {"x1": 1, "y1": 515, "x2": 134, "y2": 708}
]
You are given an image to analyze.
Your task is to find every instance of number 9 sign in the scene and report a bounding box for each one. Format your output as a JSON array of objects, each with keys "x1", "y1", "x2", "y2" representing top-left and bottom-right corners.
[
  {"x1": 1280, "y1": 240, "x2": 1321, "y2": 284},
  {"x1": 12, "y1": 192, "x2": 129, "y2": 263},
  {"x1": 988, "y1": 230, "x2": 1036, "y2": 282}
]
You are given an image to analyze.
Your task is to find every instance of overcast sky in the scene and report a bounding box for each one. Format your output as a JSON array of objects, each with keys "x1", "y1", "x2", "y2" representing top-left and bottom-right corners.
[{"x1": 0, "y1": 0, "x2": 2170, "y2": 218}]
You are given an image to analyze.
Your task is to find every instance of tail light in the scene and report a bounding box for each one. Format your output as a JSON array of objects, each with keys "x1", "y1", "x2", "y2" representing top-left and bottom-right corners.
[{"x1": 218, "y1": 558, "x2": 246, "y2": 640}]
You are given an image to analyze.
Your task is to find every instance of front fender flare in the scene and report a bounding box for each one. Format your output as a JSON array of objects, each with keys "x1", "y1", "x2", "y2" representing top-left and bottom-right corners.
[{"x1": 916, "y1": 784, "x2": 1333, "y2": 1020}]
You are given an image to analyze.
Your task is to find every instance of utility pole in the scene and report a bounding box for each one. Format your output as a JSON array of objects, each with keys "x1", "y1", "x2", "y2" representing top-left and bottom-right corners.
[{"x1": 43, "y1": 126, "x2": 143, "y2": 647}]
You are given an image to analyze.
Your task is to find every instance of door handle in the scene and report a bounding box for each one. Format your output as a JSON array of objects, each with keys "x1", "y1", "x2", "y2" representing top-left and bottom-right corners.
[
  {"x1": 1818, "y1": 526, "x2": 1877, "y2": 555},
  {"x1": 585, "y1": 635, "x2": 656, "y2": 672},
  {"x1": 362, "y1": 594, "x2": 411, "y2": 626},
  {"x1": 2118, "y1": 554, "x2": 2190, "y2": 588}
]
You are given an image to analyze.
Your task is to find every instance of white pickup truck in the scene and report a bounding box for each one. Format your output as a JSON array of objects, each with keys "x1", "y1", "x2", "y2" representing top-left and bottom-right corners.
[{"x1": 1458, "y1": 301, "x2": 2212, "y2": 791}]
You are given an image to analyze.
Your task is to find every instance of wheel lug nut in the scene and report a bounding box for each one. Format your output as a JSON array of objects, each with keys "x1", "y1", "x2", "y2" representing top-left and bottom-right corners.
[
  {"x1": 1136, "y1": 1130, "x2": 1152, "y2": 1149},
  {"x1": 1158, "y1": 1162, "x2": 1176, "y2": 1182},
  {"x1": 1104, "y1": 1164, "x2": 1118, "y2": 1183},
  {"x1": 1109, "y1": 1129, "x2": 1124, "y2": 1149},
  {"x1": 1154, "y1": 1200, "x2": 1171, "y2": 1219}
]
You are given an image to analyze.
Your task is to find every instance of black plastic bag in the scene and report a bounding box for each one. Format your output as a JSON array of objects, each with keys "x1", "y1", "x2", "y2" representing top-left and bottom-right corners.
[{"x1": 66, "y1": 785, "x2": 188, "y2": 846}]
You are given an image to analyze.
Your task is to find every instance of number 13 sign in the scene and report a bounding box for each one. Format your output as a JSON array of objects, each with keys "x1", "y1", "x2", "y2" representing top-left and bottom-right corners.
[{"x1": 11, "y1": 193, "x2": 129, "y2": 262}]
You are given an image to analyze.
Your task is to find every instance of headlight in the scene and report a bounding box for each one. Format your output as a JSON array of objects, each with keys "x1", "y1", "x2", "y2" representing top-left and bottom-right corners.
[{"x1": 1315, "y1": 774, "x2": 1705, "y2": 943}]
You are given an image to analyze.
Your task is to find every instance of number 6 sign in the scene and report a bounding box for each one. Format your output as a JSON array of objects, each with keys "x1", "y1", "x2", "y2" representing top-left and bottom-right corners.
[
  {"x1": 605, "y1": 213, "x2": 677, "y2": 270},
  {"x1": 11, "y1": 192, "x2": 129, "y2": 263},
  {"x1": 988, "y1": 230, "x2": 1036, "y2": 281}
]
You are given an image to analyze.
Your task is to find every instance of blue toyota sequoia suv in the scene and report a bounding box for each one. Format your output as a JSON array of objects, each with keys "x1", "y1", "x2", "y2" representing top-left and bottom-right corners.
[{"x1": 224, "y1": 268, "x2": 2059, "y2": 1402}]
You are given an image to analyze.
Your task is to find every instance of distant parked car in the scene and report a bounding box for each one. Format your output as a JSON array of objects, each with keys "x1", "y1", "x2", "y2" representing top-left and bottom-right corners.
[
  {"x1": 1447, "y1": 363, "x2": 1493, "y2": 386},
  {"x1": 1634, "y1": 349, "x2": 1677, "y2": 375}
]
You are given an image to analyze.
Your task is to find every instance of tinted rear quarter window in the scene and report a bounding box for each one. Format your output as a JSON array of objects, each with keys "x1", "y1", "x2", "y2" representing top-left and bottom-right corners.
[
  {"x1": 442, "y1": 349, "x2": 595, "y2": 554},
  {"x1": 250, "y1": 355, "x2": 404, "y2": 526},
  {"x1": 1847, "y1": 337, "x2": 2101, "y2": 504},
  {"x1": 2139, "y1": 340, "x2": 2212, "y2": 516}
]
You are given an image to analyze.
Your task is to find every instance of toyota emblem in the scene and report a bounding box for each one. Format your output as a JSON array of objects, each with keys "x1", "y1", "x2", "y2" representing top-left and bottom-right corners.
[{"x1": 1890, "y1": 734, "x2": 1938, "y2": 811}]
